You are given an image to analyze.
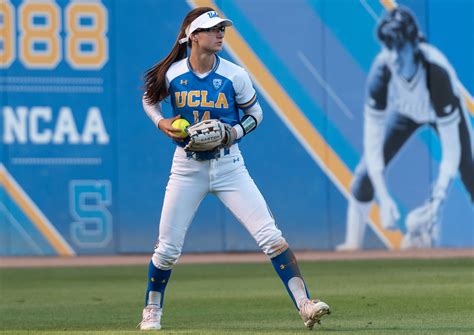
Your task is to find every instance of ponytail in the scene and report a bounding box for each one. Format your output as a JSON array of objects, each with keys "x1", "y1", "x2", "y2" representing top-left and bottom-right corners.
[{"x1": 143, "y1": 31, "x2": 187, "y2": 105}]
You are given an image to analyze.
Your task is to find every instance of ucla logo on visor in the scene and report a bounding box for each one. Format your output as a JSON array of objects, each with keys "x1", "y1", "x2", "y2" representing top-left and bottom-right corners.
[
  {"x1": 208, "y1": 11, "x2": 219, "y2": 18},
  {"x1": 213, "y1": 79, "x2": 222, "y2": 89}
]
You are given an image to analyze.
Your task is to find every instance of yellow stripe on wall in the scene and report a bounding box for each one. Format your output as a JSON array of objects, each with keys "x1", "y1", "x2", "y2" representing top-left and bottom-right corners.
[
  {"x1": 380, "y1": 0, "x2": 398, "y2": 11},
  {"x1": 0, "y1": 165, "x2": 75, "y2": 256},
  {"x1": 461, "y1": 88, "x2": 474, "y2": 115},
  {"x1": 190, "y1": 0, "x2": 403, "y2": 249}
]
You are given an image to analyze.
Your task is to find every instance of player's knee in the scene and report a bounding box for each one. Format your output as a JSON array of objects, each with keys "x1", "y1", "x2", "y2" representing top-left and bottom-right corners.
[
  {"x1": 266, "y1": 238, "x2": 289, "y2": 258},
  {"x1": 152, "y1": 243, "x2": 181, "y2": 270},
  {"x1": 351, "y1": 163, "x2": 374, "y2": 202},
  {"x1": 351, "y1": 178, "x2": 374, "y2": 202},
  {"x1": 255, "y1": 225, "x2": 287, "y2": 257}
]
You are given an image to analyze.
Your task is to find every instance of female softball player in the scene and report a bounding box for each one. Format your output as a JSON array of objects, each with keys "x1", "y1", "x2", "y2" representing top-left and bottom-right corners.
[
  {"x1": 138, "y1": 7, "x2": 330, "y2": 331},
  {"x1": 337, "y1": 6, "x2": 473, "y2": 250}
]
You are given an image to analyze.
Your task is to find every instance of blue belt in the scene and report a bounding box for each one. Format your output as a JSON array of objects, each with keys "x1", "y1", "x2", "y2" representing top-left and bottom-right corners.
[{"x1": 186, "y1": 148, "x2": 230, "y2": 161}]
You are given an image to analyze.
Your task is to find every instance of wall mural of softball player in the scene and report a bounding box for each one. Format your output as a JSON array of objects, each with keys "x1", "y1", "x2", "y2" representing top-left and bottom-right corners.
[
  {"x1": 337, "y1": 6, "x2": 474, "y2": 251},
  {"x1": 138, "y1": 7, "x2": 330, "y2": 331}
]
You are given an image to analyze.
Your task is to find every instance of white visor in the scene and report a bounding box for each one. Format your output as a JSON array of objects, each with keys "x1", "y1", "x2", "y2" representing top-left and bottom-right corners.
[{"x1": 179, "y1": 11, "x2": 233, "y2": 44}]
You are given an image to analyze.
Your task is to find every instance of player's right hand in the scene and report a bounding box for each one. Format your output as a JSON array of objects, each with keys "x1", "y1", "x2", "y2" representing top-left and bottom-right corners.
[
  {"x1": 379, "y1": 196, "x2": 400, "y2": 230},
  {"x1": 158, "y1": 115, "x2": 186, "y2": 142}
]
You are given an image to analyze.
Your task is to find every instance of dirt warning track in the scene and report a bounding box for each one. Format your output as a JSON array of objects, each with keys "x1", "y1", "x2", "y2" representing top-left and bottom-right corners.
[{"x1": 1, "y1": 248, "x2": 473, "y2": 268}]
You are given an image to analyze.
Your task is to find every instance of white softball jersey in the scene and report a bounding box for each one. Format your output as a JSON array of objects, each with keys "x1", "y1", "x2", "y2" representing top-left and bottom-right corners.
[
  {"x1": 151, "y1": 56, "x2": 285, "y2": 269},
  {"x1": 166, "y1": 56, "x2": 257, "y2": 131}
]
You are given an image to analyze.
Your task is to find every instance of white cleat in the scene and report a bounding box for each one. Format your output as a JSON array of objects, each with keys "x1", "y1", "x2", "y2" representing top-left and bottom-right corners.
[
  {"x1": 138, "y1": 304, "x2": 162, "y2": 330},
  {"x1": 299, "y1": 299, "x2": 331, "y2": 330}
]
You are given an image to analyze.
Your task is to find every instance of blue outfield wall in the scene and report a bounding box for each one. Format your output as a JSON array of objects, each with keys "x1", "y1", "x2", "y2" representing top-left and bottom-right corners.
[{"x1": 0, "y1": 0, "x2": 472, "y2": 255}]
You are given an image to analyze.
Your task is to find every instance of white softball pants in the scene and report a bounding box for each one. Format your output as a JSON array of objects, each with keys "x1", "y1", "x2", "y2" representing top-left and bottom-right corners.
[{"x1": 152, "y1": 145, "x2": 286, "y2": 270}]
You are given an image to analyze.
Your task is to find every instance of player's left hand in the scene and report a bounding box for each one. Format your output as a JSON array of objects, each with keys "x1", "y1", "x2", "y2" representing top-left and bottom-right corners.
[
  {"x1": 405, "y1": 196, "x2": 442, "y2": 233},
  {"x1": 221, "y1": 123, "x2": 237, "y2": 148},
  {"x1": 401, "y1": 196, "x2": 443, "y2": 249}
]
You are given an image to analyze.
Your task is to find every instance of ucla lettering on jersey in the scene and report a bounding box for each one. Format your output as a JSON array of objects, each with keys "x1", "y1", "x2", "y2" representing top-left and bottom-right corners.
[
  {"x1": 166, "y1": 55, "x2": 257, "y2": 131},
  {"x1": 174, "y1": 91, "x2": 229, "y2": 109}
]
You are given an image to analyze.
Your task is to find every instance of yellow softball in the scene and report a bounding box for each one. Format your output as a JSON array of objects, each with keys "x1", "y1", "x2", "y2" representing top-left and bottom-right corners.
[{"x1": 171, "y1": 118, "x2": 190, "y2": 138}]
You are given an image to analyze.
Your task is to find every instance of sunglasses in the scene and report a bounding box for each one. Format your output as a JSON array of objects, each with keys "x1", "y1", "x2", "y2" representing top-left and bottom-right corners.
[{"x1": 195, "y1": 26, "x2": 226, "y2": 34}]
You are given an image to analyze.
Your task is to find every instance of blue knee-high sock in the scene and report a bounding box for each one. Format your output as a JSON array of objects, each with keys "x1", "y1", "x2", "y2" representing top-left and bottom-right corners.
[
  {"x1": 145, "y1": 260, "x2": 172, "y2": 307},
  {"x1": 271, "y1": 248, "x2": 310, "y2": 308}
]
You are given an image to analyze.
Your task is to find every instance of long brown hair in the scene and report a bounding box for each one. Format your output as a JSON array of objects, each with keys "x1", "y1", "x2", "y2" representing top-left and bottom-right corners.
[{"x1": 143, "y1": 7, "x2": 214, "y2": 105}]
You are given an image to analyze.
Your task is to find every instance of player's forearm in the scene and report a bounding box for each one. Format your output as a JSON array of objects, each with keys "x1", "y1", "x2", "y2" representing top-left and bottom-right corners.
[
  {"x1": 363, "y1": 105, "x2": 389, "y2": 199},
  {"x1": 370, "y1": 171, "x2": 392, "y2": 202},
  {"x1": 234, "y1": 102, "x2": 263, "y2": 139},
  {"x1": 142, "y1": 94, "x2": 164, "y2": 128},
  {"x1": 433, "y1": 114, "x2": 461, "y2": 200}
]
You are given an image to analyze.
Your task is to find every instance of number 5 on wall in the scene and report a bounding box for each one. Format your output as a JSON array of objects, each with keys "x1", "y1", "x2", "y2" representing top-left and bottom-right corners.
[{"x1": 69, "y1": 180, "x2": 112, "y2": 248}]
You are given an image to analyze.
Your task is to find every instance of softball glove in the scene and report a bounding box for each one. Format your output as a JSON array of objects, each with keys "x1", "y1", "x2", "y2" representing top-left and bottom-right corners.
[{"x1": 184, "y1": 119, "x2": 226, "y2": 152}]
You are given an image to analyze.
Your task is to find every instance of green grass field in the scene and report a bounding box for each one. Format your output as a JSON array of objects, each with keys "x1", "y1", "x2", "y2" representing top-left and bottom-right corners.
[{"x1": 1, "y1": 258, "x2": 473, "y2": 334}]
